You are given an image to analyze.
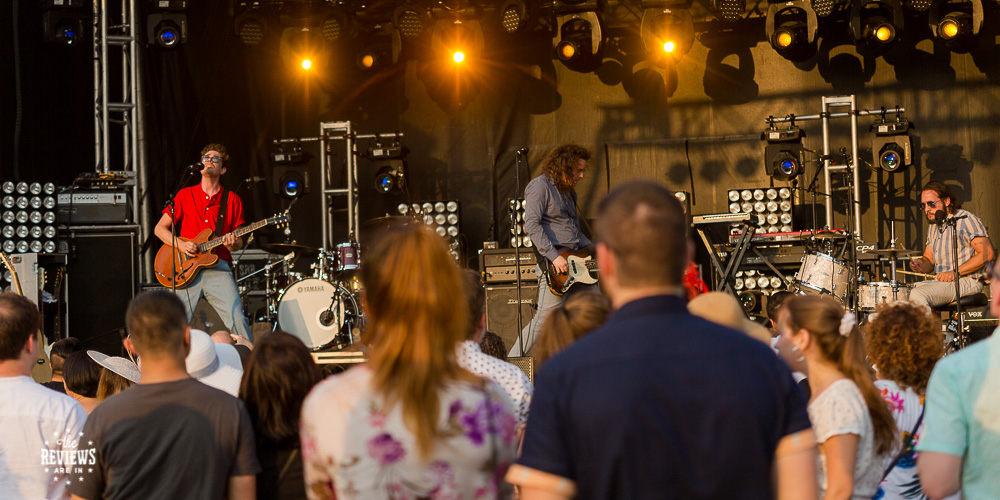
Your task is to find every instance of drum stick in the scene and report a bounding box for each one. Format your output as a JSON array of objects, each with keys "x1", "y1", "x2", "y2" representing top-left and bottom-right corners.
[{"x1": 897, "y1": 270, "x2": 935, "y2": 278}]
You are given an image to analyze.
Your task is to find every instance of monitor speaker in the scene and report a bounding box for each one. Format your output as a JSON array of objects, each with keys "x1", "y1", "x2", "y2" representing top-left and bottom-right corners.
[{"x1": 484, "y1": 284, "x2": 537, "y2": 353}]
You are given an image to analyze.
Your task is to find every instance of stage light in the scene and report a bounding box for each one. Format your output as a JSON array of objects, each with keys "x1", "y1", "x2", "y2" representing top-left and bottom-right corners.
[
  {"x1": 146, "y1": 0, "x2": 188, "y2": 48},
  {"x1": 373, "y1": 160, "x2": 407, "y2": 195},
  {"x1": 431, "y1": 20, "x2": 484, "y2": 65},
  {"x1": 301, "y1": 59, "x2": 312, "y2": 70},
  {"x1": 395, "y1": 2, "x2": 432, "y2": 39},
  {"x1": 499, "y1": 0, "x2": 528, "y2": 33},
  {"x1": 271, "y1": 141, "x2": 311, "y2": 199},
  {"x1": 713, "y1": 0, "x2": 747, "y2": 21},
  {"x1": 553, "y1": 11, "x2": 603, "y2": 71},
  {"x1": 871, "y1": 118, "x2": 912, "y2": 172},
  {"x1": 234, "y1": 12, "x2": 267, "y2": 46},
  {"x1": 850, "y1": 0, "x2": 903, "y2": 54},
  {"x1": 42, "y1": 0, "x2": 88, "y2": 46},
  {"x1": 640, "y1": 8, "x2": 694, "y2": 67},
  {"x1": 765, "y1": 0, "x2": 818, "y2": 61},
  {"x1": 811, "y1": 0, "x2": 849, "y2": 17},
  {"x1": 930, "y1": 0, "x2": 983, "y2": 52},
  {"x1": 280, "y1": 27, "x2": 328, "y2": 74},
  {"x1": 452, "y1": 51, "x2": 465, "y2": 63},
  {"x1": 762, "y1": 125, "x2": 806, "y2": 182}
]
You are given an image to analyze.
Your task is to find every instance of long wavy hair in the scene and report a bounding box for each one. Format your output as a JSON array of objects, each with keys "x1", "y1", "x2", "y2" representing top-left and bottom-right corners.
[
  {"x1": 784, "y1": 295, "x2": 897, "y2": 455},
  {"x1": 865, "y1": 302, "x2": 943, "y2": 394},
  {"x1": 360, "y1": 223, "x2": 470, "y2": 460},
  {"x1": 543, "y1": 144, "x2": 590, "y2": 193},
  {"x1": 239, "y1": 330, "x2": 322, "y2": 447}
]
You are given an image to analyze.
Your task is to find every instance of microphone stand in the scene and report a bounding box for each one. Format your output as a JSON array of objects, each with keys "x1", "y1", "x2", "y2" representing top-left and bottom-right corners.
[
  {"x1": 164, "y1": 167, "x2": 200, "y2": 292},
  {"x1": 942, "y1": 214, "x2": 968, "y2": 348},
  {"x1": 513, "y1": 149, "x2": 526, "y2": 357}
]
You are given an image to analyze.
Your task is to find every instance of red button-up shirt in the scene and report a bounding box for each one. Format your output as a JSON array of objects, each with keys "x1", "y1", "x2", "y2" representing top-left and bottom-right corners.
[{"x1": 162, "y1": 185, "x2": 245, "y2": 261}]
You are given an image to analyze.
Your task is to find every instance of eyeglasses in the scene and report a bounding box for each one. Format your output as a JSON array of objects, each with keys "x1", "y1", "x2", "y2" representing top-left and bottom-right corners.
[
  {"x1": 202, "y1": 155, "x2": 222, "y2": 164},
  {"x1": 919, "y1": 200, "x2": 940, "y2": 210}
]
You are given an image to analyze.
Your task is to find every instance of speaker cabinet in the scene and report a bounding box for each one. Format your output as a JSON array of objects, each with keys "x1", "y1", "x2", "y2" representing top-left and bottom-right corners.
[
  {"x1": 485, "y1": 284, "x2": 537, "y2": 353},
  {"x1": 61, "y1": 225, "x2": 140, "y2": 355}
]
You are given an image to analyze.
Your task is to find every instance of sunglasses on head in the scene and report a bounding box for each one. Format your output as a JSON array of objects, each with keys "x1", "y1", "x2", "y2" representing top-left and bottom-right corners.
[
  {"x1": 919, "y1": 200, "x2": 941, "y2": 210},
  {"x1": 202, "y1": 155, "x2": 222, "y2": 164}
]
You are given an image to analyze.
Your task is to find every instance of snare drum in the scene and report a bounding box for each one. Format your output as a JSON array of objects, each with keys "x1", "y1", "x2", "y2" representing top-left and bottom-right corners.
[
  {"x1": 795, "y1": 252, "x2": 850, "y2": 303},
  {"x1": 277, "y1": 278, "x2": 361, "y2": 351},
  {"x1": 335, "y1": 242, "x2": 360, "y2": 272},
  {"x1": 858, "y1": 282, "x2": 912, "y2": 311}
]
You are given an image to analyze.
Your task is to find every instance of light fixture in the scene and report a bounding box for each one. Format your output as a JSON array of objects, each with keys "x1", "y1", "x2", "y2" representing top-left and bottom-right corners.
[
  {"x1": 712, "y1": 0, "x2": 747, "y2": 21},
  {"x1": 431, "y1": 19, "x2": 484, "y2": 65},
  {"x1": 43, "y1": 0, "x2": 89, "y2": 46},
  {"x1": 639, "y1": 8, "x2": 694, "y2": 67},
  {"x1": 373, "y1": 161, "x2": 407, "y2": 195},
  {"x1": 553, "y1": 11, "x2": 603, "y2": 71},
  {"x1": 871, "y1": 117, "x2": 912, "y2": 172},
  {"x1": 280, "y1": 27, "x2": 326, "y2": 72},
  {"x1": 271, "y1": 141, "x2": 310, "y2": 199},
  {"x1": 929, "y1": 0, "x2": 983, "y2": 53},
  {"x1": 499, "y1": 0, "x2": 528, "y2": 34},
  {"x1": 850, "y1": 0, "x2": 903, "y2": 54},
  {"x1": 811, "y1": 0, "x2": 849, "y2": 17},
  {"x1": 762, "y1": 125, "x2": 806, "y2": 181},
  {"x1": 146, "y1": 0, "x2": 187, "y2": 48},
  {"x1": 766, "y1": 0, "x2": 818, "y2": 61},
  {"x1": 2, "y1": 182, "x2": 57, "y2": 254},
  {"x1": 395, "y1": 2, "x2": 432, "y2": 40},
  {"x1": 234, "y1": 11, "x2": 267, "y2": 46}
]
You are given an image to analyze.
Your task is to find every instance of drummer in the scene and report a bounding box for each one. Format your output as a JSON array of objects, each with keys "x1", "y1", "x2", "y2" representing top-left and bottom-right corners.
[{"x1": 908, "y1": 181, "x2": 995, "y2": 309}]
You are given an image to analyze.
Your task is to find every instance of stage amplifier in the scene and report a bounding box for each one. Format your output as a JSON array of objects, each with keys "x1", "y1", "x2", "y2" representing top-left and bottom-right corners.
[
  {"x1": 57, "y1": 191, "x2": 130, "y2": 224},
  {"x1": 485, "y1": 283, "x2": 537, "y2": 353}
]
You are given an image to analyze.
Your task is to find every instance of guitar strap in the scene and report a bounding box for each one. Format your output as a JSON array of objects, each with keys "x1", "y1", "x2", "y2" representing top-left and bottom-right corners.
[{"x1": 215, "y1": 188, "x2": 229, "y2": 237}]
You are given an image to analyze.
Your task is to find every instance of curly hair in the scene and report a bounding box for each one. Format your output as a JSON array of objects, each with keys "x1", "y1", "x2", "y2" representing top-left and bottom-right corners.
[
  {"x1": 543, "y1": 144, "x2": 590, "y2": 193},
  {"x1": 200, "y1": 143, "x2": 230, "y2": 165},
  {"x1": 864, "y1": 302, "x2": 943, "y2": 394}
]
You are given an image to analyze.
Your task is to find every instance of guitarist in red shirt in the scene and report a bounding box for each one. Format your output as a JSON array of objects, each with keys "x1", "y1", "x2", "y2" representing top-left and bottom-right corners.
[
  {"x1": 513, "y1": 144, "x2": 600, "y2": 357},
  {"x1": 153, "y1": 144, "x2": 252, "y2": 340}
]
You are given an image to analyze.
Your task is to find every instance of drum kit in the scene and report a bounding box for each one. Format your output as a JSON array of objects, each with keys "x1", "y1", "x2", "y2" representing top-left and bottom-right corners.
[
  {"x1": 790, "y1": 228, "x2": 924, "y2": 313},
  {"x1": 238, "y1": 241, "x2": 364, "y2": 351}
]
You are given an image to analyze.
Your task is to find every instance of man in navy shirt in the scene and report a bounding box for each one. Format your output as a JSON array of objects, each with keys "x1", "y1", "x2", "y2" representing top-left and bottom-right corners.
[{"x1": 506, "y1": 180, "x2": 818, "y2": 500}]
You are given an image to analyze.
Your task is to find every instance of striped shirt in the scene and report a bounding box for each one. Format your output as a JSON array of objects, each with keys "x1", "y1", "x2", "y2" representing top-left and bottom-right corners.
[{"x1": 925, "y1": 208, "x2": 990, "y2": 279}]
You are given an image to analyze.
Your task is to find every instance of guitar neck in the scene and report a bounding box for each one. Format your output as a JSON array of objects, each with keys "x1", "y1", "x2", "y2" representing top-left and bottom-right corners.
[{"x1": 199, "y1": 220, "x2": 267, "y2": 253}]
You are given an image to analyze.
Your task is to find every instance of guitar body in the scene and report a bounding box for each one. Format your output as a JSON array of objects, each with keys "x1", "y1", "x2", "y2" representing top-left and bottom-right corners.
[
  {"x1": 545, "y1": 248, "x2": 599, "y2": 296},
  {"x1": 153, "y1": 229, "x2": 219, "y2": 289}
]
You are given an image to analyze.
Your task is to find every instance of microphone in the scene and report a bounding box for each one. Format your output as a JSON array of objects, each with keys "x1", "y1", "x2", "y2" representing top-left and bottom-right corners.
[
  {"x1": 186, "y1": 163, "x2": 205, "y2": 173},
  {"x1": 244, "y1": 176, "x2": 266, "y2": 183},
  {"x1": 516, "y1": 147, "x2": 529, "y2": 155},
  {"x1": 934, "y1": 210, "x2": 947, "y2": 224}
]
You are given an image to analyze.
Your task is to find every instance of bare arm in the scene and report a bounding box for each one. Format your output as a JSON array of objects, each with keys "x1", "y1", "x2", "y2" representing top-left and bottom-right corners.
[
  {"x1": 155, "y1": 212, "x2": 198, "y2": 257},
  {"x1": 918, "y1": 451, "x2": 963, "y2": 499},
  {"x1": 506, "y1": 465, "x2": 576, "y2": 500},
  {"x1": 911, "y1": 245, "x2": 935, "y2": 274},
  {"x1": 774, "y1": 429, "x2": 819, "y2": 500},
  {"x1": 958, "y1": 236, "x2": 994, "y2": 275},
  {"x1": 819, "y1": 433, "x2": 859, "y2": 500},
  {"x1": 227, "y1": 475, "x2": 256, "y2": 500}
]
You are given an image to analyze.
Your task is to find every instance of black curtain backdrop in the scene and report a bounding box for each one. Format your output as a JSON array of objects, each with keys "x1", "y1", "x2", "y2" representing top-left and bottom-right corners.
[{"x1": 3, "y1": 2, "x2": 1000, "y2": 271}]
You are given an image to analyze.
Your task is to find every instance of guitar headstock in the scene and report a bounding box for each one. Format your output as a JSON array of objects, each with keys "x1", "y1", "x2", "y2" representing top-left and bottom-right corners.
[{"x1": 269, "y1": 212, "x2": 291, "y2": 228}]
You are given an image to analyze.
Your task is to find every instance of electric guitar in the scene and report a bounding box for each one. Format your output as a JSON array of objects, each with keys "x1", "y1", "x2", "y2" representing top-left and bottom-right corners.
[
  {"x1": 544, "y1": 248, "x2": 599, "y2": 296},
  {"x1": 153, "y1": 212, "x2": 290, "y2": 289}
]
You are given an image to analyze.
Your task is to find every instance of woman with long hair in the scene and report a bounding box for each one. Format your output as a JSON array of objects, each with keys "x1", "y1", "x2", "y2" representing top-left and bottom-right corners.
[
  {"x1": 533, "y1": 291, "x2": 610, "y2": 365},
  {"x1": 239, "y1": 330, "x2": 321, "y2": 500},
  {"x1": 300, "y1": 224, "x2": 518, "y2": 499},
  {"x1": 778, "y1": 295, "x2": 897, "y2": 500},
  {"x1": 865, "y1": 302, "x2": 957, "y2": 500}
]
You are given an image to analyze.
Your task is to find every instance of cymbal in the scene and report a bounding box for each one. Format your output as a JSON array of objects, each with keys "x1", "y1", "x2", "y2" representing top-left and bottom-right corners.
[
  {"x1": 866, "y1": 247, "x2": 922, "y2": 257},
  {"x1": 811, "y1": 230, "x2": 847, "y2": 240},
  {"x1": 261, "y1": 242, "x2": 319, "y2": 258}
]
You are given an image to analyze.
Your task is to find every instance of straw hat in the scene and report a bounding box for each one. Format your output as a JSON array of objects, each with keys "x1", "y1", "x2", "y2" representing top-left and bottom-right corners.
[
  {"x1": 86, "y1": 350, "x2": 141, "y2": 383},
  {"x1": 185, "y1": 329, "x2": 244, "y2": 396},
  {"x1": 688, "y1": 292, "x2": 772, "y2": 344}
]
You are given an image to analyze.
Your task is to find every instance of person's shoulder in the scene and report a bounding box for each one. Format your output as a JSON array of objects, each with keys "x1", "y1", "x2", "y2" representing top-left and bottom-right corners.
[
  {"x1": 13, "y1": 378, "x2": 83, "y2": 414},
  {"x1": 934, "y1": 336, "x2": 995, "y2": 375},
  {"x1": 526, "y1": 174, "x2": 553, "y2": 192},
  {"x1": 304, "y1": 366, "x2": 371, "y2": 407}
]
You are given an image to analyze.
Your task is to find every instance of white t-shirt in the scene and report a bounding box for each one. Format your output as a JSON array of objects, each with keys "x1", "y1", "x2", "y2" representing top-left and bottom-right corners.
[
  {"x1": 808, "y1": 378, "x2": 881, "y2": 500},
  {"x1": 456, "y1": 340, "x2": 533, "y2": 425},
  {"x1": 0, "y1": 375, "x2": 87, "y2": 500}
]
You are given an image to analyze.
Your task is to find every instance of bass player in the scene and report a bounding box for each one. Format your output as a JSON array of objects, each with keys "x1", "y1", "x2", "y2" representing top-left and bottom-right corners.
[
  {"x1": 154, "y1": 143, "x2": 252, "y2": 340},
  {"x1": 513, "y1": 143, "x2": 599, "y2": 357}
]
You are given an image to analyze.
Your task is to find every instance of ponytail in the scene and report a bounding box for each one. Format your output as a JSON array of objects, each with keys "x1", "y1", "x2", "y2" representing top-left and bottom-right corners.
[{"x1": 785, "y1": 295, "x2": 898, "y2": 455}]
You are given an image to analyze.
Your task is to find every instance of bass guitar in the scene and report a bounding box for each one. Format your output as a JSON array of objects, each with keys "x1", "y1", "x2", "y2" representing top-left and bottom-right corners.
[
  {"x1": 544, "y1": 248, "x2": 599, "y2": 296},
  {"x1": 153, "y1": 212, "x2": 290, "y2": 289}
]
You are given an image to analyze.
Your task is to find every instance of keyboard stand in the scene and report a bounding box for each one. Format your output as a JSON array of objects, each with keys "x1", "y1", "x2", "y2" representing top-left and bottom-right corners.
[{"x1": 696, "y1": 221, "x2": 757, "y2": 296}]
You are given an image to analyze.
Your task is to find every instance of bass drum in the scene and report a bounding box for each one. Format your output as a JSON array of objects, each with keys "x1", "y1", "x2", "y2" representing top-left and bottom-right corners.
[{"x1": 277, "y1": 278, "x2": 360, "y2": 351}]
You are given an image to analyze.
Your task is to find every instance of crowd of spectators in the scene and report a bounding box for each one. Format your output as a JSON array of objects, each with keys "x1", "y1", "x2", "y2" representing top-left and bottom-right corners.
[{"x1": 1, "y1": 179, "x2": 999, "y2": 500}]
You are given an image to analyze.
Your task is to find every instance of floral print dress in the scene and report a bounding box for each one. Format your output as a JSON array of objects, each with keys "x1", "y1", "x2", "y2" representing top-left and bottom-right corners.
[{"x1": 300, "y1": 366, "x2": 518, "y2": 500}]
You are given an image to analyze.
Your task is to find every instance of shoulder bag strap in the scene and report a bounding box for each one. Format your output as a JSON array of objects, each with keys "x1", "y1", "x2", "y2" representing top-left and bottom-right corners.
[
  {"x1": 879, "y1": 405, "x2": 926, "y2": 483},
  {"x1": 215, "y1": 188, "x2": 229, "y2": 236}
]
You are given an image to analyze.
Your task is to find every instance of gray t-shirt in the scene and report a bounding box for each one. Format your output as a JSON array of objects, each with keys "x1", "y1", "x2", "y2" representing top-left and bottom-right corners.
[{"x1": 69, "y1": 378, "x2": 260, "y2": 500}]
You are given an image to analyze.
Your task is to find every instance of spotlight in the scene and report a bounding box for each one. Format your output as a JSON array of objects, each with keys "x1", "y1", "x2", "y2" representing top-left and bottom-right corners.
[
  {"x1": 357, "y1": 41, "x2": 393, "y2": 71},
  {"x1": 395, "y1": 2, "x2": 432, "y2": 39},
  {"x1": 850, "y1": 0, "x2": 903, "y2": 54},
  {"x1": 279, "y1": 27, "x2": 327, "y2": 73},
  {"x1": 373, "y1": 160, "x2": 407, "y2": 195},
  {"x1": 270, "y1": 141, "x2": 311, "y2": 199},
  {"x1": 762, "y1": 125, "x2": 806, "y2": 181},
  {"x1": 640, "y1": 8, "x2": 694, "y2": 67},
  {"x1": 452, "y1": 51, "x2": 465, "y2": 63},
  {"x1": 146, "y1": 0, "x2": 187, "y2": 48},
  {"x1": 930, "y1": 0, "x2": 983, "y2": 52},
  {"x1": 499, "y1": 0, "x2": 528, "y2": 34},
  {"x1": 871, "y1": 118, "x2": 912, "y2": 172},
  {"x1": 713, "y1": 0, "x2": 747, "y2": 21},
  {"x1": 811, "y1": 0, "x2": 849, "y2": 17},
  {"x1": 301, "y1": 59, "x2": 312, "y2": 70},
  {"x1": 553, "y1": 11, "x2": 603, "y2": 71},
  {"x1": 234, "y1": 11, "x2": 267, "y2": 46},
  {"x1": 42, "y1": 0, "x2": 89, "y2": 46},
  {"x1": 431, "y1": 19, "x2": 484, "y2": 65},
  {"x1": 766, "y1": 0, "x2": 818, "y2": 61},
  {"x1": 321, "y1": 7, "x2": 350, "y2": 42}
]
